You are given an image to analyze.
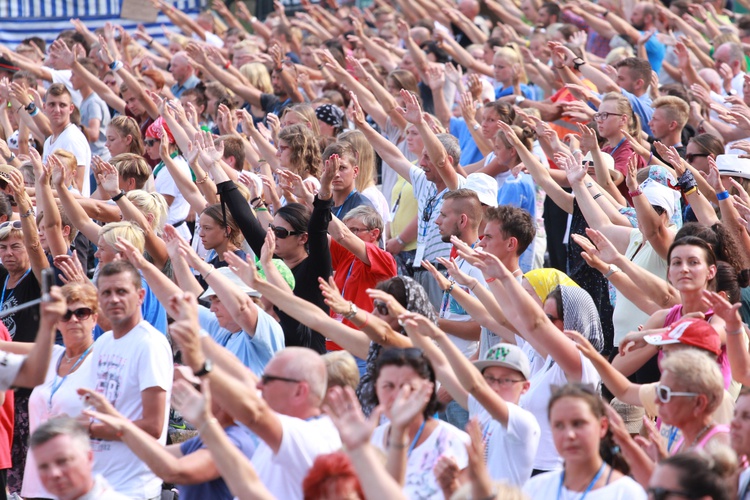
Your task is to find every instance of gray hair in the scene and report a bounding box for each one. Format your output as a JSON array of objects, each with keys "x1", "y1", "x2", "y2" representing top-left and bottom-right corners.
[
  {"x1": 30, "y1": 417, "x2": 90, "y2": 453},
  {"x1": 342, "y1": 205, "x2": 384, "y2": 235},
  {"x1": 436, "y1": 133, "x2": 461, "y2": 167},
  {"x1": 660, "y1": 349, "x2": 724, "y2": 415}
]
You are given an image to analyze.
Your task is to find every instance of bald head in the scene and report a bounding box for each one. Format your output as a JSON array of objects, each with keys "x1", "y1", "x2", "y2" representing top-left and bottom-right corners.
[
  {"x1": 170, "y1": 51, "x2": 195, "y2": 86},
  {"x1": 276, "y1": 347, "x2": 328, "y2": 405}
]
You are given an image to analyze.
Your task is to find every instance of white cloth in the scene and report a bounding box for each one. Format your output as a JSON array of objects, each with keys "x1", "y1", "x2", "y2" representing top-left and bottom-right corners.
[
  {"x1": 22, "y1": 345, "x2": 93, "y2": 498},
  {"x1": 251, "y1": 414, "x2": 342, "y2": 500},
  {"x1": 640, "y1": 178, "x2": 679, "y2": 220},
  {"x1": 44, "y1": 67, "x2": 83, "y2": 107},
  {"x1": 86, "y1": 320, "x2": 173, "y2": 499},
  {"x1": 523, "y1": 470, "x2": 647, "y2": 499},
  {"x1": 371, "y1": 419, "x2": 470, "y2": 500},
  {"x1": 468, "y1": 395, "x2": 540, "y2": 486},
  {"x1": 0, "y1": 350, "x2": 24, "y2": 391},
  {"x1": 519, "y1": 351, "x2": 601, "y2": 471},
  {"x1": 362, "y1": 185, "x2": 392, "y2": 223},
  {"x1": 154, "y1": 155, "x2": 192, "y2": 241},
  {"x1": 77, "y1": 474, "x2": 132, "y2": 500},
  {"x1": 42, "y1": 123, "x2": 92, "y2": 196}
]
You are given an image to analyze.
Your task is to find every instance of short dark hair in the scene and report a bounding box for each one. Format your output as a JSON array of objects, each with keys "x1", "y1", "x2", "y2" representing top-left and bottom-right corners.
[
  {"x1": 541, "y1": 2, "x2": 561, "y2": 18},
  {"x1": 614, "y1": 57, "x2": 652, "y2": 86},
  {"x1": 369, "y1": 348, "x2": 441, "y2": 417},
  {"x1": 486, "y1": 205, "x2": 536, "y2": 255},
  {"x1": 218, "y1": 135, "x2": 245, "y2": 171},
  {"x1": 30, "y1": 416, "x2": 89, "y2": 451},
  {"x1": 96, "y1": 260, "x2": 142, "y2": 290}
]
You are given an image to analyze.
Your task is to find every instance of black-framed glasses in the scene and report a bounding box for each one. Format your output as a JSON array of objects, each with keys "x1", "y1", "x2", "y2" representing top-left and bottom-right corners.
[
  {"x1": 260, "y1": 374, "x2": 302, "y2": 385},
  {"x1": 61, "y1": 307, "x2": 94, "y2": 322},
  {"x1": 373, "y1": 300, "x2": 389, "y2": 315},
  {"x1": 647, "y1": 487, "x2": 696, "y2": 500},
  {"x1": 685, "y1": 153, "x2": 709, "y2": 163},
  {"x1": 269, "y1": 223, "x2": 303, "y2": 239},
  {"x1": 655, "y1": 384, "x2": 699, "y2": 404},
  {"x1": 0, "y1": 220, "x2": 22, "y2": 231},
  {"x1": 593, "y1": 112, "x2": 624, "y2": 121}
]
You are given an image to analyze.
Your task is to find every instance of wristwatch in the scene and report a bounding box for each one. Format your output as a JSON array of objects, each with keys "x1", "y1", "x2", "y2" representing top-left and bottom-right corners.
[
  {"x1": 194, "y1": 358, "x2": 213, "y2": 377},
  {"x1": 515, "y1": 95, "x2": 526, "y2": 105},
  {"x1": 343, "y1": 302, "x2": 359, "y2": 320},
  {"x1": 472, "y1": 123, "x2": 481, "y2": 131},
  {"x1": 573, "y1": 58, "x2": 586, "y2": 71},
  {"x1": 111, "y1": 190, "x2": 126, "y2": 202},
  {"x1": 603, "y1": 264, "x2": 621, "y2": 279},
  {"x1": 24, "y1": 101, "x2": 36, "y2": 114}
]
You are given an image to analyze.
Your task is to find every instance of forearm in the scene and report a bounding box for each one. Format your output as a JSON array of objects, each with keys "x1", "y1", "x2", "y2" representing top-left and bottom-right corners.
[
  {"x1": 14, "y1": 318, "x2": 55, "y2": 387},
  {"x1": 449, "y1": 286, "x2": 518, "y2": 342},
  {"x1": 415, "y1": 121, "x2": 456, "y2": 189},
  {"x1": 431, "y1": 87, "x2": 451, "y2": 129},
  {"x1": 348, "y1": 445, "x2": 407, "y2": 500},
  {"x1": 437, "y1": 318, "x2": 481, "y2": 341},
  {"x1": 579, "y1": 63, "x2": 619, "y2": 93},
  {"x1": 385, "y1": 428, "x2": 409, "y2": 485}
]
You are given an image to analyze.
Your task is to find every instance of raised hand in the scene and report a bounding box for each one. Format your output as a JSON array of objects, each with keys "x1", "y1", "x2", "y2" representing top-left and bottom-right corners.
[
  {"x1": 318, "y1": 276, "x2": 350, "y2": 316},
  {"x1": 400, "y1": 311, "x2": 442, "y2": 340},
  {"x1": 701, "y1": 290, "x2": 743, "y2": 332},
  {"x1": 703, "y1": 156, "x2": 724, "y2": 193},
  {"x1": 348, "y1": 91, "x2": 367, "y2": 129},
  {"x1": 421, "y1": 259, "x2": 451, "y2": 291},
  {"x1": 52, "y1": 251, "x2": 87, "y2": 285},
  {"x1": 565, "y1": 329, "x2": 601, "y2": 361},
  {"x1": 570, "y1": 233, "x2": 609, "y2": 274},
  {"x1": 78, "y1": 388, "x2": 119, "y2": 417},
  {"x1": 94, "y1": 157, "x2": 121, "y2": 198},
  {"x1": 426, "y1": 65, "x2": 446, "y2": 92},
  {"x1": 167, "y1": 292, "x2": 204, "y2": 371},
  {"x1": 115, "y1": 237, "x2": 148, "y2": 270},
  {"x1": 389, "y1": 379, "x2": 434, "y2": 432},
  {"x1": 171, "y1": 378, "x2": 213, "y2": 429},
  {"x1": 367, "y1": 288, "x2": 408, "y2": 318},
  {"x1": 396, "y1": 89, "x2": 424, "y2": 125},
  {"x1": 325, "y1": 385, "x2": 381, "y2": 450},
  {"x1": 624, "y1": 154, "x2": 639, "y2": 192}
]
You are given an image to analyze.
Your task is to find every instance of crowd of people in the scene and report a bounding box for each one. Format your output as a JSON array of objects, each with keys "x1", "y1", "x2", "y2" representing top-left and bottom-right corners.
[{"x1": 0, "y1": 0, "x2": 749, "y2": 497}]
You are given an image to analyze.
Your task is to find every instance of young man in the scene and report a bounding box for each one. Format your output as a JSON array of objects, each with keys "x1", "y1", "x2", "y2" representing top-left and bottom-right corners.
[
  {"x1": 648, "y1": 96, "x2": 690, "y2": 160},
  {"x1": 41, "y1": 84, "x2": 92, "y2": 196},
  {"x1": 30, "y1": 417, "x2": 130, "y2": 500},
  {"x1": 70, "y1": 58, "x2": 111, "y2": 161},
  {"x1": 86, "y1": 261, "x2": 172, "y2": 500},
  {"x1": 320, "y1": 143, "x2": 373, "y2": 219}
]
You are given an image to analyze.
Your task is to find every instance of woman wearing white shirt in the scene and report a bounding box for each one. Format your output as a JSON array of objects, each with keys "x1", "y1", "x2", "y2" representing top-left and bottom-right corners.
[{"x1": 523, "y1": 384, "x2": 647, "y2": 499}]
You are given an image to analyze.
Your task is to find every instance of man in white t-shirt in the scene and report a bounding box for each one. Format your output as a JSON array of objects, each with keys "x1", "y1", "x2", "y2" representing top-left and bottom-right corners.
[
  {"x1": 85, "y1": 261, "x2": 172, "y2": 500},
  {"x1": 179, "y1": 330, "x2": 341, "y2": 500},
  {"x1": 41, "y1": 83, "x2": 92, "y2": 196}
]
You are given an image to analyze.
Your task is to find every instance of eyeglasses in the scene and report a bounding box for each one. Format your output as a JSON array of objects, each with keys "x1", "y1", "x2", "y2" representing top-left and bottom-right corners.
[
  {"x1": 655, "y1": 384, "x2": 699, "y2": 404},
  {"x1": 269, "y1": 223, "x2": 303, "y2": 239},
  {"x1": 144, "y1": 139, "x2": 159, "y2": 147},
  {"x1": 373, "y1": 300, "x2": 389, "y2": 315},
  {"x1": 484, "y1": 375, "x2": 525, "y2": 387},
  {"x1": 61, "y1": 307, "x2": 94, "y2": 322},
  {"x1": 646, "y1": 487, "x2": 695, "y2": 500},
  {"x1": 348, "y1": 226, "x2": 371, "y2": 234},
  {"x1": 0, "y1": 221, "x2": 22, "y2": 231},
  {"x1": 260, "y1": 374, "x2": 302, "y2": 385},
  {"x1": 685, "y1": 153, "x2": 709, "y2": 163},
  {"x1": 593, "y1": 112, "x2": 624, "y2": 121}
]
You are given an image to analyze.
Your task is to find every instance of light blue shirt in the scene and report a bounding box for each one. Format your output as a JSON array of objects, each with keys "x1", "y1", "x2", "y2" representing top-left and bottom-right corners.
[
  {"x1": 171, "y1": 74, "x2": 201, "y2": 98},
  {"x1": 497, "y1": 172, "x2": 537, "y2": 273}
]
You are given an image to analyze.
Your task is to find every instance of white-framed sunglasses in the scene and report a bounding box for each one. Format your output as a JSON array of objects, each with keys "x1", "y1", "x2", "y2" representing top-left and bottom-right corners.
[{"x1": 655, "y1": 384, "x2": 698, "y2": 404}]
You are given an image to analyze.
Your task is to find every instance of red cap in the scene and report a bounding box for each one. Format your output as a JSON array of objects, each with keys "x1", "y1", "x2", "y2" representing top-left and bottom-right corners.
[
  {"x1": 145, "y1": 116, "x2": 175, "y2": 144},
  {"x1": 644, "y1": 317, "x2": 721, "y2": 356}
]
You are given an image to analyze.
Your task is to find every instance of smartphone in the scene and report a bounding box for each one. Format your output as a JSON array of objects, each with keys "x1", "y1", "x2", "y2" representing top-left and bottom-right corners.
[{"x1": 41, "y1": 267, "x2": 54, "y2": 302}]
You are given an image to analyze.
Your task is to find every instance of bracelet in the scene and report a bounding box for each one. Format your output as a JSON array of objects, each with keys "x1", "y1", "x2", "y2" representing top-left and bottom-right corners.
[
  {"x1": 358, "y1": 311, "x2": 370, "y2": 329},
  {"x1": 88, "y1": 420, "x2": 94, "y2": 438},
  {"x1": 603, "y1": 264, "x2": 621, "y2": 279},
  {"x1": 593, "y1": 193, "x2": 602, "y2": 200},
  {"x1": 728, "y1": 326, "x2": 745, "y2": 336},
  {"x1": 629, "y1": 189, "x2": 642, "y2": 197},
  {"x1": 253, "y1": 201, "x2": 265, "y2": 209},
  {"x1": 19, "y1": 208, "x2": 34, "y2": 218},
  {"x1": 684, "y1": 186, "x2": 698, "y2": 196},
  {"x1": 716, "y1": 190, "x2": 730, "y2": 201},
  {"x1": 199, "y1": 417, "x2": 219, "y2": 433},
  {"x1": 111, "y1": 190, "x2": 126, "y2": 202},
  {"x1": 250, "y1": 196, "x2": 261, "y2": 205},
  {"x1": 203, "y1": 265, "x2": 216, "y2": 280},
  {"x1": 109, "y1": 60, "x2": 124, "y2": 72},
  {"x1": 147, "y1": 39, "x2": 154, "y2": 47},
  {"x1": 445, "y1": 281, "x2": 455, "y2": 294},
  {"x1": 115, "y1": 429, "x2": 125, "y2": 439},
  {"x1": 195, "y1": 172, "x2": 209, "y2": 184},
  {"x1": 255, "y1": 207, "x2": 268, "y2": 212},
  {"x1": 396, "y1": 235, "x2": 405, "y2": 246}
]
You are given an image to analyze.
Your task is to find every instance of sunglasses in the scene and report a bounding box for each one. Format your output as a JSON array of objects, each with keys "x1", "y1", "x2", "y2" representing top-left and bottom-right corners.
[
  {"x1": 423, "y1": 195, "x2": 439, "y2": 222},
  {"x1": 144, "y1": 139, "x2": 159, "y2": 147},
  {"x1": 685, "y1": 153, "x2": 709, "y2": 163},
  {"x1": 373, "y1": 300, "x2": 389, "y2": 315},
  {"x1": 655, "y1": 384, "x2": 698, "y2": 404},
  {"x1": 269, "y1": 223, "x2": 303, "y2": 239},
  {"x1": 546, "y1": 313, "x2": 561, "y2": 322},
  {"x1": 0, "y1": 220, "x2": 22, "y2": 231},
  {"x1": 646, "y1": 487, "x2": 695, "y2": 500},
  {"x1": 61, "y1": 307, "x2": 94, "y2": 322},
  {"x1": 260, "y1": 374, "x2": 301, "y2": 385}
]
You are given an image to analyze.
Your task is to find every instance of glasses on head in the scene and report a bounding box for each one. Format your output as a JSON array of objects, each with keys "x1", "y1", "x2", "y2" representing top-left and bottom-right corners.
[
  {"x1": 484, "y1": 375, "x2": 525, "y2": 387},
  {"x1": 593, "y1": 112, "x2": 625, "y2": 121},
  {"x1": 685, "y1": 153, "x2": 709, "y2": 163},
  {"x1": 144, "y1": 138, "x2": 159, "y2": 147},
  {"x1": 61, "y1": 307, "x2": 94, "y2": 322},
  {"x1": 0, "y1": 221, "x2": 22, "y2": 231},
  {"x1": 373, "y1": 300, "x2": 389, "y2": 315},
  {"x1": 646, "y1": 487, "x2": 694, "y2": 500},
  {"x1": 269, "y1": 223, "x2": 303, "y2": 239},
  {"x1": 260, "y1": 374, "x2": 301, "y2": 385},
  {"x1": 655, "y1": 384, "x2": 699, "y2": 404}
]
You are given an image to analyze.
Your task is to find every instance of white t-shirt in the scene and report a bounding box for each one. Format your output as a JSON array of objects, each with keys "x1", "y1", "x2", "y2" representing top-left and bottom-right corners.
[
  {"x1": 154, "y1": 155, "x2": 192, "y2": 240},
  {"x1": 0, "y1": 350, "x2": 24, "y2": 391},
  {"x1": 371, "y1": 419, "x2": 470, "y2": 500},
  {"x1": 42, "y1": 123, "x2": 92, "y2": 196},
  {"x1": 440, "y1": 256, "x2": 483, "y2": 357},
  {"x1": 519, "y1": 351, "x2": 601, "y2": 471},
  {"x1": 468, "y1": 395, "x2": 540, "y2": 486},
  {"x1": 23, "y1": 345, "x2": 93, "y2": 498},
  {"x1": 44, "y1": 67, "x2": 83, "y2": 107},
  {"x1": 523, "y1": 470, "x2": 647, "y2": 499},
  {"x1": 251, "y1": 414, "x2": 342, "y2": 500},
  {"x1": 85, "y1": 320, "x2": 173, "y2": 500}
]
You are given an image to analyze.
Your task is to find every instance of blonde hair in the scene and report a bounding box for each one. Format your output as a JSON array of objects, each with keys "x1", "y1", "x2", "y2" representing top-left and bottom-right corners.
[
  {"x1": 660, "y1": 349, "x2": 724, "y2": 416},
  {"x1": 239, "y1": 62, "x2": 272, "y2": 94},
  {"x1": 601, "y1": 92, "x2": 641, "y2": 138},
  {"x1": 494, "y1": 46, "x2": 528, "y2": 85},
  {"x1": 51, "y1": 149, "x2": 77, "y2": 186},
  {"x1": 605, "y1": 46, "x2": 635, "y2": 66},
  {"x1": 322, "y1": 351, "x2": 360, "y2": 392},
  {"x1": 125, "y1": 190, "x2": 168, "y2": 233},
  {"x1": 0, "y1": 223, "x2": 22, "y2": 242},
  {"x1": 653, "y1": 96, "x2": 690, "y2": 130},
  {"x1": 281, "y1": 103, "x2": 321, "y2": 136},
  {"x1": 338, "y1": 130, "x2": 376, "y2": 191},
  {"x1": 98, "y1": 221, "x2": 145, "y2": 254}
]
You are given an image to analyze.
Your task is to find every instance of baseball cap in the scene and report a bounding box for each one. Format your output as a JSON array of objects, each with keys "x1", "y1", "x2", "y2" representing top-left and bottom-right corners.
[
  {"x1": 473, "y1": 343, "x2": 531, "y2": 380},
  {"x1": 199, "y1": 266, "x2": 261, "y2": 300},
  {"x1": 643, "y1": 317, "x2": 721, "y2": 356},
  {"x1": 716, "y1": 154, "x2": 750, "y2": 180},
  {"x1": 464, "y1": 173, "x2": 498, "y2": 207}
]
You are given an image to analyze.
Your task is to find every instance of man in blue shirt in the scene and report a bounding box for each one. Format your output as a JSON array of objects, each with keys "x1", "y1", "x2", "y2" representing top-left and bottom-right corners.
[{"x1": 169, "y1": 52, "x2": 200, "y2": 98}]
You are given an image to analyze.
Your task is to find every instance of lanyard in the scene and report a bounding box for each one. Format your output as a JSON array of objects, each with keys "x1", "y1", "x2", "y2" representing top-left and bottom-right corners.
[
  {"x1": 406, "y1": 420, "x2": 426, "y2": 458},
  {"x1": 334, "y1": 190, "x2": 357, "y2": 218},
  {"x1": 610, "y1": 137, "x2": 626, "y2": 156},
  {"x1": 557, "y1": 462, "x2": 606, "y2": 500},
  {"x1": 49, "y1": 344, "x2": 93, "y2": 410},
  {"x1": 1, "y1": 268, "x2": 31, "y2": 306},
  {"x1": 667, "y1": 426, "x2": 679, "y2": 452},
  {"x1": 339, "y1": 260, "x2": 356, "y2": 299}
]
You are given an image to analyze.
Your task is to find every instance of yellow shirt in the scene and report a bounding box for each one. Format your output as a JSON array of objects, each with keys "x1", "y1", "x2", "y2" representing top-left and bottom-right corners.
[{"x1": 389, "y1": 175, "x2": 418, "y2": 252}]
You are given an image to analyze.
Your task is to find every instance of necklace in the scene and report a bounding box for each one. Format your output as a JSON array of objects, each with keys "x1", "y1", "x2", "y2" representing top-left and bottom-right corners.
[
  {"x1": 63, "y1": 343, "x2": 94, "y2": 362},
  {"x1": 689, "y1": 423, "x2": 714, "y2": 449}
]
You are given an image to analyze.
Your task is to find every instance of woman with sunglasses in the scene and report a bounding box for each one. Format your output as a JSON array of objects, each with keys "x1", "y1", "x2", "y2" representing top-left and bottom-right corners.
[
  {"x1": 648, "y1": 452, "x2": 733, "y2": 500},
  {"x1": 0, "y1": 283, "x2": 98, "y2": 499},
  {"x1": 523, "y1": 384, "x2": 646, "y2": 499}
]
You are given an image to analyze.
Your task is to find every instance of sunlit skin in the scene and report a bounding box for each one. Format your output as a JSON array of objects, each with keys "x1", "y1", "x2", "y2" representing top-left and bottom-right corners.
[
  {"x1": 550, "y1": 397, "x2": 607, "y2": 465},
  {"x1": 0, "y1": 235, "x2": 30, "y2": 275},
  {"x1": 730, "y1": 394, "x2": 750, "y2": 457},
  {"x1": 104, "y1": 125, "x2": 132, "y2": 157},
  {"x1": 375, "y1": 365, "x2": 425, "y2": 419},
  {"x1": 33, "y1": 435, "x2": 95, "y2": 500},
  {"x1": 477, "y1": 220, "x2": 514, "y2": 263},
  {"x1": 122, "y1": 89, "x2": 146, "y2": 118},
  {"x1": 667, "y1": 245, "x2": 716, "y2": 293},
  {"x1": 653, "y1": 370, "x2": 697, "y2": 428},
  {"x1": 96, "y1": 272, "x2": 145, "y2": 337},
  {"x1": 482, "y1": 365, "x2": 529, "y2": 403},
  {"x1": 543, "y1": 297, "x2": 565, "y2": 332},
  {"x1": 435, "y1": 198, "x2": 464, "y2": 243},
  {"x1": 647, "y1": 464, "x2": 687, "y2": 498},
  {"x1": 685, "y1": 142, "x2": 712, "y2": 175},
  {"x1": 44, "y1": 93, "x2": 74, "y2": 133},
  {"x1": 481, "y1": 108, "x2": 503, "y2": 140}
]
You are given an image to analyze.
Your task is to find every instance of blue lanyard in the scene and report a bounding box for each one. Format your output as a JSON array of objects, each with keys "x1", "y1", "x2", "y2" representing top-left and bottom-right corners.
[
  {"x1": 406, "y1": 420, "x2": 427, "y2": 458},
  {"x1": 557, "y1": 462, "x2": 606, "y2": 500},
  {"x1": 334, "y1": 190, "x2": 357, "y2": 218},
  {"x1": 0, "y1": 268, "x2": 31, "y2": 306},
  {"x1": 49, "y1": 344, "x2": 93, "y2": 410},
  {"x1": 610, "y1": 137, "x2": 626, "y2": 155},
  {"x1": 667, "y1": 426, "x2": 679, "y2": 452},
  {"x1": 339, "y1": 260, "x2": 356, "y2": 300}
]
